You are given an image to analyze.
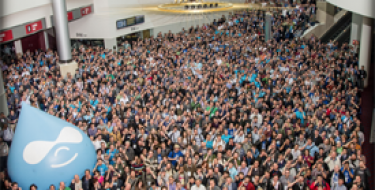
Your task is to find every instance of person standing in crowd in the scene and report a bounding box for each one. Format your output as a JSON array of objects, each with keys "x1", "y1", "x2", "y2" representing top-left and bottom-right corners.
[{"x1": 358, "y1": 66, "x2": 367, "y2": 90}]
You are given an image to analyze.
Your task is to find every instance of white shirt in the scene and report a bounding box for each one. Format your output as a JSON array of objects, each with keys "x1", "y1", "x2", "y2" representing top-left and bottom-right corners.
[
  {"x1": 120, "y1": 96, "x2": 129, "y2": 104},
  {"x1": 213, "y1": 138, "x2": 226, "y2": 151},
  {"x1": 93, "y1": 139, "x2": 105, "y2": 150},
  {"x1": 250, "y1": 113, "x2": 263, "y2": 126},
  {"x1": 168, "y1": 130, "x2": 180, "y2": 143},
  {"x1": 3, "y1": 128, "x2": 14, "y2": 142},
  {"x1": 191, "y1": 185, "x2": 206, "y2": 190},
  {"x1": 324, "y1": 156, "x2": 341, "y2": 171},
  {"x1": 234, "y1": 135, "x2": 244, "y2": 143},
  {"x1": 216, "y1": 59, "x2": 222, "y2": 66}
]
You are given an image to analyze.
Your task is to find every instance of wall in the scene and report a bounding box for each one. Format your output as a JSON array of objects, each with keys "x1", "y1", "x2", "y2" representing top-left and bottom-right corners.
[
  {"x1": 0, "y1": 0, "x2": 93, "y2": 30},
  {"x1": 69, "y1": 11, "x2": 219, "y2": 39},
  {"x1": 104, "y1": 38, "x2": 117, "y2": 49},
  {"x1": 326, "y1": 0, "x2": 375, "y2": 19},
  {"x1": 302, "y1": 23, "x2": 326, "y2": 39},
  {"x1": 307, "y1": 1, "x2": 335, "y2": 39},
  {"x1": 1, "y1": 0, "x2": 50, "y2": 17},
  {"x1": 92, "y1": 0, "x2": 171, "y2": 13},
  {"x1": 334, "y1": 10, "x2": 346, "y2": 22},
  {"x1": 21, "y1": 32, "x2": 46, "y2": 52},
  {"x1": 350, "y1": 13, "x2": 363, "y2": 45}
]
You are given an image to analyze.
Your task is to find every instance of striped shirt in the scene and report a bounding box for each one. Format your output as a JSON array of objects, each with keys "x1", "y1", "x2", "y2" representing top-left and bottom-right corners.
[{"x1": 131, "y1": 163, "x2": 145, "y2": 178}]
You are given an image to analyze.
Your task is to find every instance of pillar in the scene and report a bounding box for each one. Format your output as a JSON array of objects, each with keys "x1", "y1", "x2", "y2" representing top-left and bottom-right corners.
[
  {"x1": 316, "y1": 1, "x2": 335, "y2": 38},
  {"x1": 44, "y1": 31, "x2": 50, "y2": 50},
  {"x1": 265, "y1": 12, "x2": 272, "y2": 42},
  {"x1": 0, "y1": 70, "x2": 8, "y2": 116},
  {"x1": 138, "y1": 31, "x2": 144, "y2": 40},
  {"x1": 104, "y1": 38, "x2": 117, "y2": 51},
  {"x1": 350, "y1": 13, "x2": 362, "y2": 46},
  {"x1": 358, "y1": 16, "x2": 372, "y2": 88},
  {"x1": 14, "y1": 40, "x2": 23, "y2": 55},
  {"x1": 52, "y1": 0, "x2": 77, "y2": 77}
]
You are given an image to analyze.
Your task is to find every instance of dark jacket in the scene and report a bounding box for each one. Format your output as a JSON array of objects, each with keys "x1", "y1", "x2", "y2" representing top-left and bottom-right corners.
[{"x1": 292, "y1": 182, "x2": 309, "y2": 190}]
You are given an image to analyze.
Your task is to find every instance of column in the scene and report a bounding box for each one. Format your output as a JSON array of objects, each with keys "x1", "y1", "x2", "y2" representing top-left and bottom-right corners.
[
  {"x1": 52, "y1": 0, "x2": 77, "y2": 77},
  {"x1": 104, "y1": 38, "x2": 117, "y2": 51},
  {"x1": 14, "y1": 40, "x2": 23, "y2": 55},
  {"x1": 44, "y1": 31, "x2": 50, "y2": 50},
  {"x1": 316, "y1": 1, "x2": 335, "y2": 37},
  {"x1": 265, "y1": 12, "x2": 272, "y2": 41},
  {"x1": 150, "y1": 29, "x2": 154, "y2": 38},
  {"x1": 138, "y1": 31, "x2": 144, "y2": 40},
  {"x1": 358, "y1": 16, "x2": 372, "y2": 88},
  {"x1": 350, "y1": 13, "x2": 362, "y2": 46},
  {"x1": 0, "y1": 70, "x2": 8, "y2": 116}
]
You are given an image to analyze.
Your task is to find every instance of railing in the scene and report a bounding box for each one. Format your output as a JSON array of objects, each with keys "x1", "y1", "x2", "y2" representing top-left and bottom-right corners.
[
  {"x1": 334, "y1": 25, "x2": 350, "y2": 45},
  {"x1": 320, "y1": 12, "x2": 352, "y2": 43}
]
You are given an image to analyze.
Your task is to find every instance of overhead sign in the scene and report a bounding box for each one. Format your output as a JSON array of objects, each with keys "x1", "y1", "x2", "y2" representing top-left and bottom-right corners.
[
  {"x1": 51, "y1": 4, "x2": 94, "y2": 26},
  {"x1": 81, "y1": 6, "x2": 92, "y2": 16},
  {"x1": 67, "y1": 12, "x2": 74, "y2": 21},
  {"x1": 0, "y1": 30, "x2": 14, "y2": 43},
  {"x1": 0, "y1": 19, "x2": 46, "y2": 44},
  {"x1": 116, "y1": 15, "x2": 144, "y2": 30},
  {"x1": 25, "y1": 20, "x2": 43, "y2": 35}
]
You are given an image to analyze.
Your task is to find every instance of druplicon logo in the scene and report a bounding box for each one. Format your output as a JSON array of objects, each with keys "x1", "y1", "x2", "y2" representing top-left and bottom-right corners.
[
  {"x1": 8, "y1": 103, "x2": 96, "y2": 190},
  {"x1": 23, "y1": 127, "x2": 82, "y2": 168}
]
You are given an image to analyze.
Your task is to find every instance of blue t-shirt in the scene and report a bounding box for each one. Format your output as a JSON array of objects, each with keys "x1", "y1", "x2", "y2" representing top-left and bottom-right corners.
[
  {"x1": 168, "y1": 151, "x2": 184, "y2": 166},
  {"x1": 228, "y1": 129, "x2": 234, "y2": 136},
  {"x1": 157, "y1": 154, "x2": 162, "y2": 163},
  {"x1": 341, "y1": 167, "x2": 354, "y2": 183},
  {"x1": 97, "y1": 164, "x2": 108, "y2": 176},
  {"x1": 205, "y1": 140, "x2": 214, "y2": 149},
  {"x1": 106, "y1": 149, "x2": 118, "y2": 160},
  {"x1": 221, "y1": 134, "x2": 232, "y2": 143}
]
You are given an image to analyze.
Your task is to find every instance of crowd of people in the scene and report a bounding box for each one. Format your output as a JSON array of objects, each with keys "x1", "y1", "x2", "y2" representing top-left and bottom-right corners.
[{"x1": 0, "y1": 0, "x2": 372, "y2": 190}]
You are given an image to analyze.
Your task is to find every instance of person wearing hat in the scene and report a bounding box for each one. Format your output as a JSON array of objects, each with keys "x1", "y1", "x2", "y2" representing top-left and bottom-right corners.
[{"x1": 168, "y1": 144, "x2": 184, "y2": 167}]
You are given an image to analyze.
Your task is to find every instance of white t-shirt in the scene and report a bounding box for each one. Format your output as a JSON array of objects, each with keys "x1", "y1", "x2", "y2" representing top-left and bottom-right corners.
[
  {"x1": 93, "y1": 139, "x2": 104, "y2": 150},
  {"x1": 216, "y1": 59, "x2": 222, "y2": 66}
]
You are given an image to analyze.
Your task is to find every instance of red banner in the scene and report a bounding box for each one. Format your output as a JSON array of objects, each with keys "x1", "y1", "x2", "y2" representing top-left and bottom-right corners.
[
  {"x1": 0, "y1": 30, "x2": 14, "y2": 43},
  {"x1": 67, "y1": 12, "x2": 74, "y2": 21},
  {"x1": 81, "y1": 6, "x2": 92, "y2": 16},
  {"x1": 25, "y1": 20, "x2": 43, "y2": 34}
]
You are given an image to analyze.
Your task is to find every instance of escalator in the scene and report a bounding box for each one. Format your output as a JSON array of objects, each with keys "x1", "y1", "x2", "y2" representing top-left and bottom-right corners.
[
  {"x1": 334, "y1": 25, "x2": 350, "y2": 45},
  {"x1": 320, "y1": 12, "x2": 352, "y2": 43}
]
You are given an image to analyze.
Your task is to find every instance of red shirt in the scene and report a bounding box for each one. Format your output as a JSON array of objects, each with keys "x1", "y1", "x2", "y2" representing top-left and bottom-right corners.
[
  {"x1": 309, "y1": 182, "x2": 331, "y2": 190},
  {"x1": 238, "y1": 181, "x2": 255, "y2": 190},
  {"x1": 303, "y1": 155, "x2": 314, "y2": 167},
  {"x1": 326, "y1": 108, "x2": 331, "y2": 116}
]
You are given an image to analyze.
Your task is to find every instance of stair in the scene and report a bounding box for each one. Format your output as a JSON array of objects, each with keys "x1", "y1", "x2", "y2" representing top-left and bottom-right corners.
[
  {"x1": 334, "y1": 25, "x2": 350, "y2": 45},
  {"x1": 320, "y1": 12, "x2": 352, "y2": 43}
]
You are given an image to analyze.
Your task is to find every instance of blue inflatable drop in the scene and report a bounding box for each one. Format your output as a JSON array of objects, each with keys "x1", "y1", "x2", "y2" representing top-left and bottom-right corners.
[{"x1": 8, "y1": 103, "x2": 97, "y2": 190}]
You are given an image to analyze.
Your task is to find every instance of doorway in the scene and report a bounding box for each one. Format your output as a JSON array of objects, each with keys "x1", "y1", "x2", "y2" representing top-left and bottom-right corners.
[{"x1": 143, "y1": 29, "x2": 151, "y2": 39}]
